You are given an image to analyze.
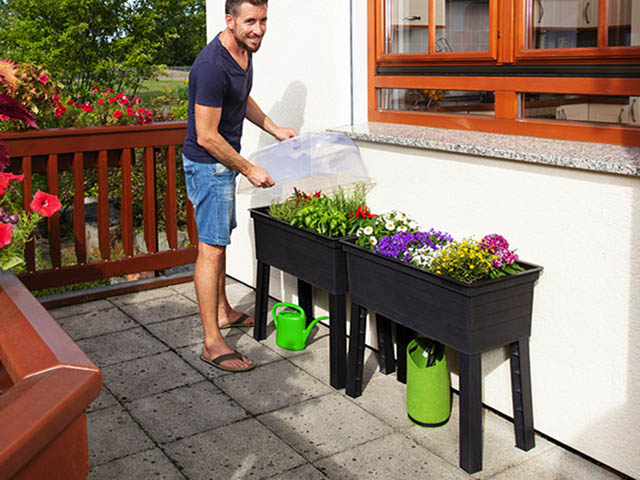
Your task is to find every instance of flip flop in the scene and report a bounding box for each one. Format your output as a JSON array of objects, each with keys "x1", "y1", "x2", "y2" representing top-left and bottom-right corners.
[
  {"x1": 220, "y1": 312, "x2": 254, "y2": 330},
  {"x1": 200, "y1": 351, "x2": 255, "y2": 372}
]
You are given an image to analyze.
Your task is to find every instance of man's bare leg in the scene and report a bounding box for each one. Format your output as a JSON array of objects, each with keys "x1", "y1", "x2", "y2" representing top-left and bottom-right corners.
[
  {"x1": 194, "y1": 242, "x2": 252, "y2": 370},
  {"x1": 216, "y1": 250, "x2": 255, "y2": 328}
]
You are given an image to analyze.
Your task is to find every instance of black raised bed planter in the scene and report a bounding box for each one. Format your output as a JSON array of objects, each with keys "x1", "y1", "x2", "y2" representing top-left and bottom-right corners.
[
  {"x1": 250, "y1": 206, "x2": 350, "y2": 389},
  {"x1": 340, "y1": 238, "x2": 543, "y2": 474}
]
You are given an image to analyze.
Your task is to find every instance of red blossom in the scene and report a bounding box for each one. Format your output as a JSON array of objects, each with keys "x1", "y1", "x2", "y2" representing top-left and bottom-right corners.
[
  {"x1": 0, "y1": 172, "x2": 24, "y2": 182},
  {"x1": 29, "y1": 190, "x2": 61, "y2": 217},
  {"x1": 133, "y1": 97, "x2": 142, "y2": 104},
  {"x1": 0, "y1": 114, "x2": 9, "y2": 121},
  {"x1": 52, "y1": 93, "x2": 59, "y2": 101},
  {"x1": 97, "y1": 99, "x2": 105, "y2": 106},
  {"x1": 38, "y1": 74, "x2": 49, "y2": 84},
  {"x1": 90, "y1": 85, "x2": 100, "y2": 91},
  {"x1": 113, "y1": 110, "x2": 123, "y2": 118},
  {"x1": 108, "y1": 97, "x2": 117, "y2": 104},
  {"x1": 126, "y1": 107, "x2": 135, "y2": 116},
  {"x1": 119, "y1": 98, "x2": 129, "y2": 105},
  {"x1": 105, "y1": 88, "x2": 114, "y2": 93},
  {"x1": 0, "y1": 177, "x2": 8, "y2": 195},
  {"x1": 66, "y1": 99, "x2": 75, "y2": 105},
  {"x1": 0, "y1": 222, "x2": 12, "y2": 248}
]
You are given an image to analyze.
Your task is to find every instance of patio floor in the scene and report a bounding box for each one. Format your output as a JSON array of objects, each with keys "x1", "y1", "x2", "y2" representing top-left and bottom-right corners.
[{"x1": 47, "y1": 277, "x2": 622, "y2": 480}]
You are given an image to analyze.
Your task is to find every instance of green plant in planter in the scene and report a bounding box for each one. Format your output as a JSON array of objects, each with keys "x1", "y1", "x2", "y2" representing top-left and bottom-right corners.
[{"x1": 291, "y1": 197, "x2": 349, "y2": 237}]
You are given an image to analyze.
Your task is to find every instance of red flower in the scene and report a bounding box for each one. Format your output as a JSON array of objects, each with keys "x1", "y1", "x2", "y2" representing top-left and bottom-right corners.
[
  {"x1": 97, "y1": 99, "x2": 105, "y2": 106},
  {"x1": 54, "y1": 105, "x2": 66, "y2": 117},
  {"x1": 0, "y1": 114, "x2": 9, "y2": 121},
  {"x1": 66, "y1": 98, "x2": 75, "y2": 105},
  {"x1": 119, "y1": 98, "x2": 129, "y2": 105},
  {"x1": 108, "y1": 97, "x2": 117, "y2": 104},
  {"x1": 38, "y1": 74, "x2": 49, "y2": 84},
  {"x1": 133, "y1": 97, "x2": 142, "y2": 104},
  {"x1": 90, "y1": 85, "x2": 101, "y2": 91},
  {"x1": 0, "y1": 176, "x2": 8, "y2": 195},
  {"x1": 0, "y1": 172, "x2": 24, "y2": 182},
  {"x1": 29, "y1": 190, "x2": 62, "y2": 217},
  {"x1": 0, "y1": 222, "x2": 13, "y2": 248},
  {"x1": 126, "y1": 107, "x2": 135, "y2": 116},
  {"x1": 52, "y1": 93, "x2": 59, "y2": 102},
  {"x1": 113, "y1": 110, "x2": 123, "y2": 118},
  {"x1": 82, "y1": 105, "x2": 93, "y2": 113},
  {"x1": 105, "y1": 88, "x2": 114, "y2": 93}
]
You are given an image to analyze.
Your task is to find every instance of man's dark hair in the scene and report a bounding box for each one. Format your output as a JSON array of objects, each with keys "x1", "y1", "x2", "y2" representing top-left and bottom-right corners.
[{"x1": 225, "y1": 0, "x2": 268, "y2": 17}]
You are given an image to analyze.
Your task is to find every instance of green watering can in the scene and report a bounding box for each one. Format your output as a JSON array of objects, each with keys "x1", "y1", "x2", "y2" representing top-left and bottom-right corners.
[{"x1": 272, "y1": 302, "x2": 328, "y2": 351}]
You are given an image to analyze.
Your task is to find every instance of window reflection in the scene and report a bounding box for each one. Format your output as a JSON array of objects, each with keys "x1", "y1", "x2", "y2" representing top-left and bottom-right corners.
[{"x1": 380, "y1": 88, "x2": 495, "y2": 116}]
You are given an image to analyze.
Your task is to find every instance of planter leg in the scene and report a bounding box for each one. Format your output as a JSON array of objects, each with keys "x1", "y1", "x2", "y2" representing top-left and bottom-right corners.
[
  {"x1": 459, "y1": 352, "x2": 483, "y2": 474},
  {"x1": 253, "y1": 261, "x2": 270, "y2": 341},
  {"x1": 297, "y1": 279, "x2": 314, "y2": 327},
  {"x1": 510, "y1": 338, "x2": 535, "y2": 451},
  {"x1": 395, "y1": 323, "x2": 414, "y2": 384},
  {"x1": 329, "y1": 293, "x2": 347, "y2": 389},
  {"x1": 346, "y1": 303, "x2": 366, "y2": 398},
  {"x1": 375, "y1": 314, "x2": 396, "y2": 375}
]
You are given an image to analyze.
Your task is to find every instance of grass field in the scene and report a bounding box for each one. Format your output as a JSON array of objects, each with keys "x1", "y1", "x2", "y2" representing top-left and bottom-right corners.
[{"x1": 138, "y1": 79, "x2": 188, "y2": 102}]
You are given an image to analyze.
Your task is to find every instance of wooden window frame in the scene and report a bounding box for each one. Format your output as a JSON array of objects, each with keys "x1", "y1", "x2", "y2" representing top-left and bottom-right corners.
[{"x1": 369, "y1": 0, "x2": 640, "y2": 146}]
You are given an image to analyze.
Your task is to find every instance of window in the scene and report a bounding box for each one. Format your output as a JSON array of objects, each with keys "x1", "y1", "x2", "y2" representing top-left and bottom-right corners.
[{"x1": 369, "y1": 0, "x2": 640, "y2": 146}]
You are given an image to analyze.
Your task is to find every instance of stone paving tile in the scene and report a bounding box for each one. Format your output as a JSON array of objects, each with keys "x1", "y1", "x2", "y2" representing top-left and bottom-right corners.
[
  {"x1": 118, "y1": 294, "x2": 199, "y2": 325},
  {"x1": 175, "y1": 334, "x2": 282, "y2": 381},
  {"x1": 109, "y1": 286, "x2": 177, "y2": 307},
  {"x1": 407, "y1": 395, "x2": 555, "y2": 479},
  {"x1": 88, "y1": 448, "x2": 184, "y2": 480},
  {"x1": 48, "y1": 299, "x2": 114, "y2": 320},
  {"x1": 102, "y1": 351, "x2": 204, "y2": 402},
  {"x1": 225, "y1": 281, "x2": 256, "y2": 306},
  {"x1": 266, "y1": 463, "x2": 327, "y2": 480},
  {"x1": 168, "y1": 280, "x2": 197, "y2": 297},
  {"x1": 164, "y1": 418, "x2": 306, "y2": 480},
  {"x1": 351, "y1": 372, "x2": 411, "y2": 430},
  {"x1": 314, "y1": 432, "x2": 470, "y2": 480},
  {"x1": 215, "y1": 359, "x2": 333, "y2": 415},
  {"x1": 57, "y1": 307, "x2": 136, "y2": 341},
  {"x1": 488, "y1": 447, "x2": 622, "y2": 480},
  {"x1": 77, "y1": 327, "x2": 168, "y2": 368},
  {"x1": 86, "y1": 384, "x2": 119, "y2": 413},
  {"x1": 87, "y1": 406, "x2": 153, "y2": 467},
  {"x1": 289, "y1": 345, "x2": 381, "y2": 387},
  {"x1": 147, "y1": 314, "x2": 243, "y2": 349},
  {"x1": 259, "y1": 392, "x2": 392, "y2": 462},
  {"x1": 127, "y1": 380, "x2": 248, "y2": 444}
]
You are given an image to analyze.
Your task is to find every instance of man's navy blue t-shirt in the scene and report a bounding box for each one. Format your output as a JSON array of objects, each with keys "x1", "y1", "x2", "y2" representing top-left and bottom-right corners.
[{"x1": 183, "y1": 33, "x2": 253, "y2": 164}]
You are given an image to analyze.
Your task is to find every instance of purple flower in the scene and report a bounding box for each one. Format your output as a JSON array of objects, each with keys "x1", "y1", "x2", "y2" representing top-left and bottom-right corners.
[{"x1": 375, "y1": 229, "x2": 453, "y2": 263}]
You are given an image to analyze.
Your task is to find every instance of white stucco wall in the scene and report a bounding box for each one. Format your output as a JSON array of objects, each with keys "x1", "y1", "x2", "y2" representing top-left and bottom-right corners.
[{"x1": 205, "y1": 1, "x2": 640, "y2": 477}]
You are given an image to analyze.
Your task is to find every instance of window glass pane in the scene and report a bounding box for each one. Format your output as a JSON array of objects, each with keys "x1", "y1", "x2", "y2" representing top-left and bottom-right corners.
[
  {"x1": 385, "y1": 0, "x2": 490, "y2": 53},
  {"x1": 379, "y1": 88, "x2": 495, "y2": 116},
  {"x1": 438, "y1": 0, "x2": 490, "y2": 52},
  {"x1": 527, "y1": 0, "x2": 598, "y2": 49},
  {"x1": 522, "y1": 93, "x2": 639, "y2": 126},
  {"x1": 608, "y1": 0, "x2": 638, "y2": 46}
]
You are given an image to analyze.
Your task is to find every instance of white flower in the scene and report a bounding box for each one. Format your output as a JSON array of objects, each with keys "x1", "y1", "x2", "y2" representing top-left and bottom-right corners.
[
  {"x1": 385, "y1": 221, "x2": 395, "y2": 231},
  {"x1": 356, "y1": 228, "x2": 362, "y2": 237},
  {"x1": 399, "y1": 213, "x2": 407, "y2": 221},
  {"x1": 382, "y1": 213, "x2": 392, "y2": 222},
  {"x1": 363, "y1": 226, "x2": 373, "y2": 235},
  {"x1": 397, "y1": 225, "x2": 407, "y2": 233},
  {"x1": 369, "y1": 236, "x2": 377, "y2": 246},
  {"x1": 409, "y1": 221, "x2": 418, "y2": 230}
]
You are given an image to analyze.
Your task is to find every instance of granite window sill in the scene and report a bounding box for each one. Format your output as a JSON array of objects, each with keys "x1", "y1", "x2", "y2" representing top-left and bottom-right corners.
[{"x1": 329, "y1": 122, "x2": 640, "y2": 178}]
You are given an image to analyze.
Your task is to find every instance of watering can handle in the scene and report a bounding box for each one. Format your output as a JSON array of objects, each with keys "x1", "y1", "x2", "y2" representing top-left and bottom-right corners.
[{"x1": 271, "y1": 302, "x2": 305, "y2": 329}]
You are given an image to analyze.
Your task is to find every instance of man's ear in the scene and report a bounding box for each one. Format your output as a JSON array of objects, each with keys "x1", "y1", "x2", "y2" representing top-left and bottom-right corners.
[{"x1": 225, "y1": 13, "x2": 234, "y2": 30}]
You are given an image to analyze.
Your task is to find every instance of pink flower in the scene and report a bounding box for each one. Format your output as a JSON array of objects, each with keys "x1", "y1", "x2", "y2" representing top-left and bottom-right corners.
[
  {"x1": 0, "y1": 114, "x2": 9, "y2": 121},
  {"x1": 0, "y1": 222, "x2": 13, "y2": 248},
  {"x1": 0, "y1": 177, "x2": 9, "y2": 195},
  {"x1": 38, "y1": 74, "x2": 49, "y2": 84},
  {"x1": 29, "y1": 190, "x2": 62, "y2": 217},
  {"x1": 105, "y1": 88, "x2": 114, "y2": 93}
]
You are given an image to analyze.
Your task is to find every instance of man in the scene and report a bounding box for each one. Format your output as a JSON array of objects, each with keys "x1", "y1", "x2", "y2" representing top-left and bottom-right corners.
[{"x1": 183, "y1": 0, "x2": 296, "y2": 372}]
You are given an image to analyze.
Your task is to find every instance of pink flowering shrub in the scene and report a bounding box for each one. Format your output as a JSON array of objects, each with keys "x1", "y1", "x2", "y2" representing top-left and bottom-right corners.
[{"x1": 480, "y1": 234, "x2": 524, "y2": 278}]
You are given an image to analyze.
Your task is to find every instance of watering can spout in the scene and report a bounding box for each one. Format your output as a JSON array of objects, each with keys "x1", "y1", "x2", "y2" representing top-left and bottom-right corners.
[{"x1": 303, "y1": 315, "x2": 329, "y2": 344}]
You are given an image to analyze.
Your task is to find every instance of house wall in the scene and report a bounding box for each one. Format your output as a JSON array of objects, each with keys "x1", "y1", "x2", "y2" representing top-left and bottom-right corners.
[{"x1": 205, "y1": 1, "x2": 640, "y2": 477}]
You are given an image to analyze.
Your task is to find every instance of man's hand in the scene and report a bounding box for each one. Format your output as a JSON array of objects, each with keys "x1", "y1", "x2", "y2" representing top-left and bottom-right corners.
[
  {"x1": 245, "y1": 165, "x2": 275, "y2": 188},
  {"x1": 272, "y1": 126, "x2": 297, "y2": 141}
]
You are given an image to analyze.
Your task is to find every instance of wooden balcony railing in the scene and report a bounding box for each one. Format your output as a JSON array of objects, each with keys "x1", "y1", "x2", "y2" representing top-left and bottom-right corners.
[{"x1": 3, "y1": 121, "x2": 197, "y2": 293}]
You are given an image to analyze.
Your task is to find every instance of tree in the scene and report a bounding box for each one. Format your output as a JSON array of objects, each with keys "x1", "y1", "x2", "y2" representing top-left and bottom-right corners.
[
  {"x1": 0, "y1": 0, "x2": 173, "y2": 96},
  {"x1": 144, "y1": 0, "x2": 206, "y2": 67}
]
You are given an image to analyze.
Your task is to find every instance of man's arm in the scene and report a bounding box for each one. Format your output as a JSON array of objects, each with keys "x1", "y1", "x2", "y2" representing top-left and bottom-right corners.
[
  {"x1": 245, "y1": 96, "x2": 297, "y2": 141},
  {"x1": 195, "y1": 103, "x2": 273, "y2": 187}
]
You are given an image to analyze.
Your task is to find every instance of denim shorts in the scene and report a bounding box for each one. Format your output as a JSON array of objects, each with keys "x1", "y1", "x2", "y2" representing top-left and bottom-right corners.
[{"x1": 183, "y1": 154, "x2": 239, "y2": 246}]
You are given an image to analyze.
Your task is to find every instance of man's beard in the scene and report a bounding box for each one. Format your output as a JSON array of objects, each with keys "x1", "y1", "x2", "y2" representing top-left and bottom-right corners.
[{"x1": 234, "y1": 31, "x2": 262, "y2": 53}]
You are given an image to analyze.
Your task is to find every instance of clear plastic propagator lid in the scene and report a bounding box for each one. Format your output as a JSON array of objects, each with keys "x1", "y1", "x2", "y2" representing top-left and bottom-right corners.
[{"x1": 237, "y1": 132, "x2": 373, "y2": 205}]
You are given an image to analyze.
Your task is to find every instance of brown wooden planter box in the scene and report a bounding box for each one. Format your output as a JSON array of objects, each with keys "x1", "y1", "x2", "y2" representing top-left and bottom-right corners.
[{"x1": 0, "y1": 271, "x2": 102, "y2": 479}]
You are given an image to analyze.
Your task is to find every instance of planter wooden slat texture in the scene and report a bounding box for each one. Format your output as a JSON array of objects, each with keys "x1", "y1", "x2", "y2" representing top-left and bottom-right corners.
[
  {"x1": 3, "y1": 122, "x2": 198, "y2": 292},
  {"x1": 0, "y1": 271, "x2": 102, "y2": 479},
  {"x1": 340, "y1": 239, "x2": 543, "y2": 474},
  {"x1": 250, "y1": 206, "x2": 350, "y2": 389}
]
